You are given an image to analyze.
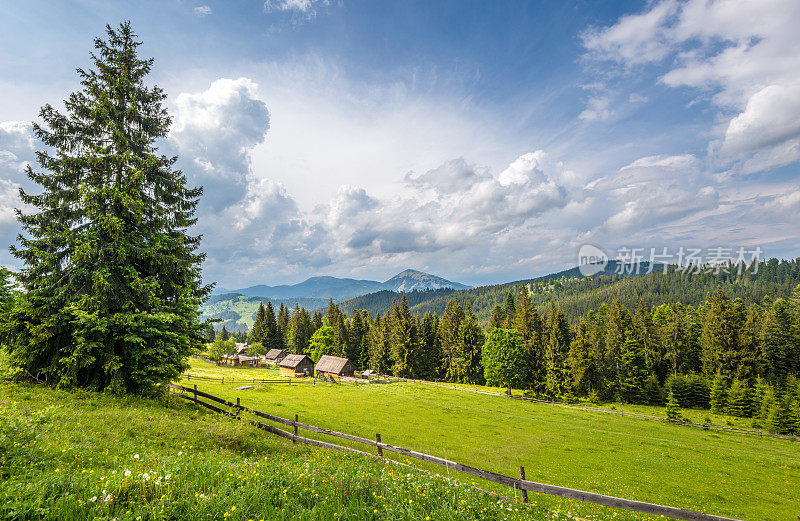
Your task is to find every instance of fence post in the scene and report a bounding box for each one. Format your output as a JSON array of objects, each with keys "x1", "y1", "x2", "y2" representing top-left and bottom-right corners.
[
  {"x1": 193, "y1": 384, "x2": 197, "y2": 406},
  {"x1": 222, "y1": 376, "x2": 224, "y2": 385},
  {"x1": 376, "y1": 433, "x2": 383, "y2": 457},
  {"x1": 187, "y1": 374, "x2": 191, "y2": 381},
  {"x1": 293, "y1": 414, "x2": 298, "y2": 443},
  {"x1": 519, "y1": 466, "x2": 528, "y2": 504}
]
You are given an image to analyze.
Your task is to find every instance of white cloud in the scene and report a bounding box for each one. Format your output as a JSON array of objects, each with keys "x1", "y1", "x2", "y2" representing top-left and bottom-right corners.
[
  {"x1": 582, "y1": 0, "x2": 678, "y2": 66},
  {"x1": 583, "y1": 0, "x2": 800, "y2": 174},
  {"x1": 719, "y1": 84, "x2": 800, "y2": 172},
  {"x1": 264, "y1": 0, "x2": 328, "y2": 17},
  {"x1": 588, "y1": 154, "x2": 718, "y2": 232},
  {"x1": 193, "y1": 6, "x2": 212, "y2": 17},
  {"x1": 170, "y1": 78, "x2": 270, "y2": 212},
  {"x1": 578, "y1": 95, "x2": 613, "y2": 121}
]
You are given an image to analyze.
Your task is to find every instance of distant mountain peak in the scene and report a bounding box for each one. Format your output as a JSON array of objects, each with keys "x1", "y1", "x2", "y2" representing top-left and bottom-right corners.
[{"x1": 382, "y1": 269, "x2": 470, "y2": 292}]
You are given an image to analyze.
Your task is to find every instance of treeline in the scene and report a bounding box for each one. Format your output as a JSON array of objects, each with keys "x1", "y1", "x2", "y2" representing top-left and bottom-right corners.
[
  {"x1": 208, "y1": 273, "x2": 800, "y2": 435},
  {"x1": 409, "y1": 259, "x2": 800, "y2": 326}
]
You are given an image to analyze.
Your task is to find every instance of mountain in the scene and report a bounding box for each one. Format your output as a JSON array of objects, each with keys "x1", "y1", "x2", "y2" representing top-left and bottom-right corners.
[
  {"x1": 217, "y1": 270, "x2": 470, "y2": 301},
  {"x1": 201, "y1": 269, "x2": 470, "y2": 331},
  {"x1": 382, "y1": 269, "x2": 471, "y2": 292}
]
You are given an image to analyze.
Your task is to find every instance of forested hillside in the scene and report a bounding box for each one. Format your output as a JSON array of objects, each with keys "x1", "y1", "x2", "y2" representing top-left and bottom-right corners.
[
  {"x1": 411, "y1": 259, "x2": 800, "y2": 326},
  {"x1": 210, "y1": 259, "x2": 800, "y2": 436}
]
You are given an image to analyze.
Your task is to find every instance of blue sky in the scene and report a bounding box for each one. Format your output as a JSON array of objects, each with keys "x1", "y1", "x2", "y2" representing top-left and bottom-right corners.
[{"x1": 1, "y1": 0, "x2": 799, "y2": 288}]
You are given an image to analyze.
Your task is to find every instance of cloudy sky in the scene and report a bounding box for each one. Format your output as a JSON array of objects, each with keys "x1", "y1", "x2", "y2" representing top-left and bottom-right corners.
[{"x1": 1, "y1": 1, "x2": 799, "y2": 288}]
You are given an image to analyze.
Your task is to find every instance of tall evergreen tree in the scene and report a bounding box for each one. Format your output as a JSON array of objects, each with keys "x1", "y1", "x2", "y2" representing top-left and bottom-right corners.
[
  {"x1": 389, "y1": 295, "x2": 421, "y2": 378},
  {"x1": 277, "y1": 303, "x2": 289, "y2": 348},
  {"x1": 3, "y1": 23, "x2": 208, "y2": 394}
]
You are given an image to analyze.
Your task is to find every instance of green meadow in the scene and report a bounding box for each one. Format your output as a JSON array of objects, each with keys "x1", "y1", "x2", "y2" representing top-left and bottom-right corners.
[
  {"x1": 0, "y1": 382, "x2": 563, "y2": 521},
  {"x1": 181, "y1": 360, "x2": 800, "y2": 521}
]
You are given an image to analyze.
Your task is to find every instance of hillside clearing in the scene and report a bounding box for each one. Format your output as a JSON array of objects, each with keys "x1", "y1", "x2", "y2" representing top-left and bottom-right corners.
[
  {"x1": 181, "y1": 360, "x2": 800, "y2": 521},
  {"x1": 1, "y1": 382, "x2": 569, "y2": 521}
]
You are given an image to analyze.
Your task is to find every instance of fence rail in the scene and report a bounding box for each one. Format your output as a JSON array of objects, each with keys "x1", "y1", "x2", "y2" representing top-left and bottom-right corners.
[{"x1": 168, "y1": 383, "x2": 742, "y2": 521}]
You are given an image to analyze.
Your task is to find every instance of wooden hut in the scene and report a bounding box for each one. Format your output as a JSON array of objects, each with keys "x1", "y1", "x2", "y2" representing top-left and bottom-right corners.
[
  {"x1": 263, "y1": 349, "x2": 286, "y2": 366},
  {"x1": 278, "y1": 354, "x2": 314, "y2": 377},
  {"x1": 315, "y1": 355, "x2": 356, "y2": 379}
]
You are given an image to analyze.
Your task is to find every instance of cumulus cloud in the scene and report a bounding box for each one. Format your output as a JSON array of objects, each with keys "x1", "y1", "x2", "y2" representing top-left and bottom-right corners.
[
  {"x1": 719, "y1": 84, "x2": 800, "y2": 172},
  {"x1": 170, "y1": 78, "x2": 270, "y2": 212},
  {"x1": 588, "y1": 154, "x2": 718, "y2": 232},
  {"x1": 583, "y1": 0, "x2": 800, "y2": 174},
  {"x1": 321, "y1": 151, "x2": 570, "y2": 261}
]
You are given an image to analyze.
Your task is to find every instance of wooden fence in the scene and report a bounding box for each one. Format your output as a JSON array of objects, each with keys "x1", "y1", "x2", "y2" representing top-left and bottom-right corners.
[{"x1": 168, "y1": 383, "x2": 742, "y2": 521}]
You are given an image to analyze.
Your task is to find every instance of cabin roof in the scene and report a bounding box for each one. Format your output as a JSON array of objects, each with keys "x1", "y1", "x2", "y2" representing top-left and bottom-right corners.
[
  {"x1": 278, "y1": 354, "x2": 313, "y2": 369},
  {"x1": 315, "y1": 355, "x2": 355, "y2": 374},
  {"x1": 265, "y1": 349, "x2": 285, "y2": 359}
]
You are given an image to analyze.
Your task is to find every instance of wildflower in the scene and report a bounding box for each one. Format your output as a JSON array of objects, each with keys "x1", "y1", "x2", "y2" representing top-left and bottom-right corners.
[
  {"x1": 142, "y1": 473, "x2": 150, "y2": 481},
  {"x1": 133, "y1": 454, "x2": 140, "y2": 460},
  {"x1": 124, "y1": 470, "x2": 131, "y2": 477},
  {"x1": 177, "y1": 451, "x2": 183, "y2": 456},
  {"x1": 90, "y1": 496, "x2": 97, "y2": 502}
]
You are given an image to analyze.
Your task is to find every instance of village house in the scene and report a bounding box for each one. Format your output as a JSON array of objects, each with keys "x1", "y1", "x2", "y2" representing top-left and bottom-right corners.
[
  {"x1": 278, "y1": 354, "x2": 315, "y2": 377},
  {"x1": 315, "y1": 355, "x2": 356, "y2": 379},
  {"x1": 262, "y1": 348, "x2": 286, "y2": 366}
]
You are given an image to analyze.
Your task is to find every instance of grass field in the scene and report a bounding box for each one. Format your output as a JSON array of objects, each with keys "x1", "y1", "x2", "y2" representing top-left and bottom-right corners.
[
  {"x1": 181, "y1": 359, "x2": 800, "y2": 520},
  {"x1": 1, "y1": 382, "x2": 567, "y2": 521}
]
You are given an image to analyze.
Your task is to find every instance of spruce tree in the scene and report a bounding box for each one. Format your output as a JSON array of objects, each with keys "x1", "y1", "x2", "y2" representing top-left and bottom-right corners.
[
  {"x1": 665, "y1": 389, "x2": 682, "y2": 421},
  {"x1": 3, "y1": 23, "x2": 208, "y2": 394}
]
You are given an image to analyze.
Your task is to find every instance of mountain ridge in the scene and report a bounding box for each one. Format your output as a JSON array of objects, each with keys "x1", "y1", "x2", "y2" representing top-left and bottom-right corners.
[{"x1": 215, "y1": 269, "x2": 471, "y2": 301}]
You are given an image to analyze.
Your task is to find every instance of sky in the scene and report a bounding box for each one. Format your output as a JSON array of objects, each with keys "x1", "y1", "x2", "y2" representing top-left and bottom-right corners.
[{"x1": 1, "y1": 0, "x2": 799, "y2": 288}]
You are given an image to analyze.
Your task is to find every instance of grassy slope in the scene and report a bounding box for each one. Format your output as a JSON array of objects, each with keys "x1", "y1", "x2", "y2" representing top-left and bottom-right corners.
[
  {"x1": 184, "y1": 360, "x2": 800, "y2": 521},
  {"x1": 1, "y1": 382, "x2": 566, "y2": 521}
]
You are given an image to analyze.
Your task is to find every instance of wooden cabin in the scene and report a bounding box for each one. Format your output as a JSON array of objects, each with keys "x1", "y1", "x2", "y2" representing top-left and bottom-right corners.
[
  {"x1": 315, "y1": 355, "x2": 356, "y2": 379},
  {"x1": 263, "y1": 349, "x2": 287, "y2": 366},
  {"x1": 278, "y1": 354, "x2": 314, "y2": 377}
]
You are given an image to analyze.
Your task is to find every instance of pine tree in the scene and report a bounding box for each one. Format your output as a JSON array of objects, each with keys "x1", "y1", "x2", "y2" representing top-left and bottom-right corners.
[
  {"x1": 545, "y1": 302, "x2": 571, "y2": 398},
  {"x1": 709, "y1": 374, "x2": 728, "y2": 414},
  {"x1": 726, "y1": 378, "x2": 753, "y2": 418},
  {"x1": 367, "y1": 312, "x2": 391, "y2": 374},
  {"x1": 250, "y1": 302, "x2": 268, "y2": 344},
  {"x1": 503, "y1": 291, "x2": 516, "y2": 329},
  {"x1": 439, "y1": 299, "x2": 465, "y2": 382},
  {"x1": 263, "y1": 302, "x2": 281, "y2": 351},
  {"x1": 287, "y1": 305, "x2": 313, "y2": 354},
  {"x1": 389, "y1": 295, "x2": 421, "y2": 378},
  {"x1": 277, "y1": 303, "x2": 289, "y2": 348},
  {"x1": 665, "y1": 389, "x2": 682, "y2": 421},
  {"x1": 3, "y1": 23, "x2": 208, "y2": 394},
  {"x1": 220, "y1": 326, "x2": 230, "y2": 341},
  {"x1": 568, "y1": 319, "x2": 595, "y2": 395},
  {"x1": 490, "y1": 305, "x2": 506, "y2": 329},
  {"x1": 458, "y1": 305, "x2": 486, "y2": 384},
  {"x1": 702, "y1": 287, "x2": 741, "y2": 379}
]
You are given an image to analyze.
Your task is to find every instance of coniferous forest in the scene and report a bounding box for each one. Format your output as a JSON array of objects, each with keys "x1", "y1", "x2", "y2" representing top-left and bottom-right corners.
[{"x1": 209, "y1": 259, "x2": 800, "y2": 435}]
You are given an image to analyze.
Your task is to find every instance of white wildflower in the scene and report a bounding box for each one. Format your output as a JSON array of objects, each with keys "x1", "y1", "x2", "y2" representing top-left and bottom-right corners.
[{"x1": 124, "y1": 470, "x2": 131, "y2": 477}]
